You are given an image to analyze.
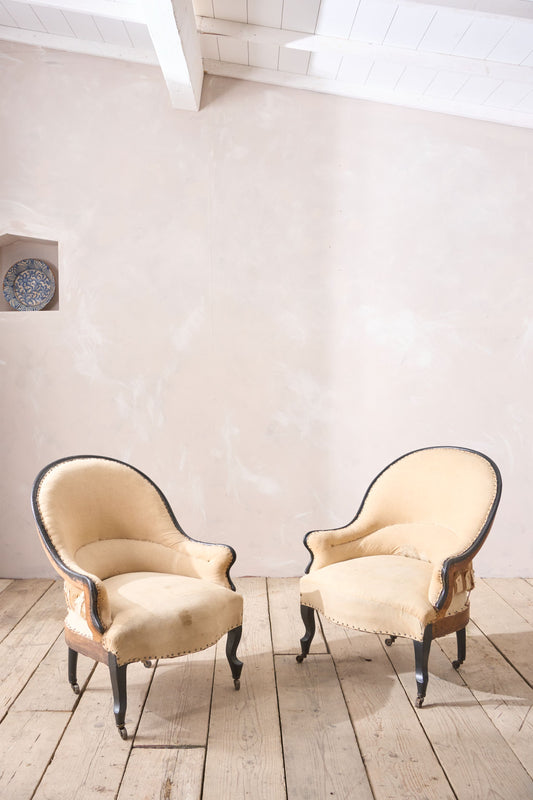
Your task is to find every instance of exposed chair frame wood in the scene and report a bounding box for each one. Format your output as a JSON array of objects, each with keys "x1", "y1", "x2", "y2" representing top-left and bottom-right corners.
[{"x1": 296, "y1": 446, "x2": 502, "y2": 707}]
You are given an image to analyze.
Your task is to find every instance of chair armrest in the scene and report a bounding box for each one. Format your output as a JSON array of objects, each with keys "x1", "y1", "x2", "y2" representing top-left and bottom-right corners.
[
  {"x1": 304, "y1": 520, "x2": 374, "y2": 572},
  {"x1": 38, "y1": 535, "x2": 111, "y2": 636},
  {"x1": 62, "y1": 569, "x2": 112, "y2": 637},
  {"x1": 429, "y1": 513, "x2": 499, "y2": 609},
  {"x1": 169, "y1": 538, "x2": 238, "y2": 590}
]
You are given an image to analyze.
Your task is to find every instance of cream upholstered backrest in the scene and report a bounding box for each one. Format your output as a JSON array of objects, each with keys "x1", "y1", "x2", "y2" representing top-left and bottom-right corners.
[
  {"x1": 306, "y1": 447, "x2": 501, "y2": 575},
  {"x1": 355, "y1": 447, "x2": 499, "y2": 555},
  {"x1": 34, "y1": 457, "x2": 191, "y2": 580}
]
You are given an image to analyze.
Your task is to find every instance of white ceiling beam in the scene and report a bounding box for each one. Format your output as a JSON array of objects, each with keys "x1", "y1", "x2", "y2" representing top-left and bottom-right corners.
[
  {"x1": 141, "y1": 0, "x2": 203, "y2": 111},
  {"x1": 198, "y1": 17, "x2": 533, "y2": 84},
  {"x1": 203, "y1": 58, "x2": 533, "y2": 129},
  {"x1": 14, "y1": 0, "x2": 145, "y2": 23},
  {"x1": 0, "y1": 23, "x2": 158, "y2": 63}
]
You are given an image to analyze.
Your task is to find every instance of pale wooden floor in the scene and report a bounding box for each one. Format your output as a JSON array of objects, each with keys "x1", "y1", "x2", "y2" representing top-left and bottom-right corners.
[{"x1": 0, "y1": 577, "x2": 532, "y2": 800}]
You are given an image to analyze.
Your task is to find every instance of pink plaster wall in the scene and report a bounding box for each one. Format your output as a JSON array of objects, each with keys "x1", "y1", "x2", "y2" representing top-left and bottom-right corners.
[{"x1": 1, "y1": 42, "x2": 532, "y2": 578}]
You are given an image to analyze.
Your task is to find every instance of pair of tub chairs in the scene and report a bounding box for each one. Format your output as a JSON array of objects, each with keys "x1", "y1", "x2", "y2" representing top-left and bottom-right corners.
[{"x1": 32, "y1": 446, "x2": 501, "y2": 738}]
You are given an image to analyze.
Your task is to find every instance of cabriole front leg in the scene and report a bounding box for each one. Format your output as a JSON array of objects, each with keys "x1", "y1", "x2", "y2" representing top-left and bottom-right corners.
[
  {"x1": 296, "y1": 605, "x2": 316, "y2": 663},
  {"x1": 226, "y1": 625, "x2": 243, "y2": 690},
  {"x1": 68, "y1": 647, "x2": 80, "y2": 695},
  {"x1": 414, "y1": 626, "x2": 432, "y2": 708},
  {"x1": 108, "y1": 654, "x2": 128, "y2": 739},
  {"x1": 452, "y1": 627, "x2": 466, "y2": 669}
]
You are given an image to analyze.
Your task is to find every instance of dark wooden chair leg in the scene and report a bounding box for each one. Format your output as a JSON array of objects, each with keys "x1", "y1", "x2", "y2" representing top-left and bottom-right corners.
[
  {"x1": 452, "y1": 627, "x2": 466, "y2": 669},
  {"x1": 108, "y1": 654, "x2": 128, "y2": 739},
  {"x1": 226, "y1": 625, "x2": 243, "y2": 690},
  {"x1": 296, "y1": 605, "x2": 316, "y2": 663},
  {"x1": 414, "y1": 626, "x2": 432, "y2": 708},
  {"x1": 68, "y1": 647, "x2": 80, "y2": 695}
]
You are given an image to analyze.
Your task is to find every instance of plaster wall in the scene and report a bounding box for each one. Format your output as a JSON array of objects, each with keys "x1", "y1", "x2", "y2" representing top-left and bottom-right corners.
[{"x1": 1, "y1": 42, "x2": 532, "y2": 578}]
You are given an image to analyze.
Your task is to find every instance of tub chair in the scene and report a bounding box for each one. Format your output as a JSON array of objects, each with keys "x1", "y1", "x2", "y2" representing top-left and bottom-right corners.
[
  {"x1": 32, "y1": 455, "x2": 244, "y2": 738},
  {"x1": 296, "y1": 446, "x2": 501, "y2": 707}
]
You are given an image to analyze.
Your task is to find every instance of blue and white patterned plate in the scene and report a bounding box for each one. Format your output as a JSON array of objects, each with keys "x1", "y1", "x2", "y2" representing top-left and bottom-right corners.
[{"x1": 3, "y1": 258, "x2": 56, "y2": 311}]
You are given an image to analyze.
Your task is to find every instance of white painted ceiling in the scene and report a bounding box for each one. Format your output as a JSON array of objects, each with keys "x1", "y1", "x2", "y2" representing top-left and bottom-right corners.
[{"x1": 1, "y1": 0, "x2": 532, "y2": 127}]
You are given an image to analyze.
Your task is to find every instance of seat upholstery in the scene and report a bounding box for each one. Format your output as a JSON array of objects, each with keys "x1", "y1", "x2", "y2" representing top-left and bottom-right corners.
[
  {"x1": 32, "y1": 455, "x2": 244, "y2": 737},
  {"x1": 101, "y1": 572, "x2": 242, "y2": 666},
  {"x1": 297, "y1": 446, "x2": 501, "y2": 706},
  {"x1": 301, "y1": 554, "x2": 439, "y2": 641}
]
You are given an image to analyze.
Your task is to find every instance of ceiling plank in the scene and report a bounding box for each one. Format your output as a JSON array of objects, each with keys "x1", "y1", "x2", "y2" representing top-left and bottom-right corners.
[
  {"x1": 2, "y1": 0, "x2": 45, "y2": 30},
  {"x1": 30, "y1": 6, "x2": 76, "y2": 37},
  {"x1": 16, "y1": 0, "x2": 145, "y2": 23},
  {"x1": 248, "y1": 0, "x2": 283, "y2": 30},
  {"x1": 315, "y1": 0, "x2": 358, "y2": 40},
  {"x1": 281, "y1": 0, "x2": 321, "y2": 35},
  {"x1": 141, "y1": 0, "x2": 203, "y2": 110},
  {"x1": 407, "y1": 0, "x2": 533, "y2": 23},
  {"x1": 197, "y1": 17, "x2": 533, "y2": 84},
  {"x1": 489, "y1": 23, "x2": 533, "y2": 65},
  {"x1": 350, "y1": 0, "x2": 398, "y2": 45},
  {"x1": 62, "y1": 11, "x2": 104, "y2": 40}
]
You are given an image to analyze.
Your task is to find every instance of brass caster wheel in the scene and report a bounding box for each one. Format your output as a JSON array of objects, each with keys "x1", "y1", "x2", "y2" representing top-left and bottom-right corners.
[
  {"x1": 296, "y1": 654, "x2": 305, "y2": 663},
  {"x1": 452, "y1": 659, "x2": 463, "y2": 670},
  {"x1": 118, "y1": 726, "x2": 128, "y2": 740},
  {"x1": 71, "y1": 683, "x2": 80, "y2": 695},
  {"x1": 234, "y1": 679, "x2": 240, "y2": 691},
  {"x1": 142, "y1": 660, "x2": 152, "y2": 668},
  {"x1": 415, "y1": 697, "x2": 424, "y2": 709}
]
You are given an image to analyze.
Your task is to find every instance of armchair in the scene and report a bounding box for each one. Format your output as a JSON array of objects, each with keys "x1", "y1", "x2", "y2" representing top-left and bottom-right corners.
[
  {"x1": 296, "y1": 446, "x2": 501, "y2": 706},
  {"x1": 32, "y1": 455, "x2": 243, "y2": 739}
]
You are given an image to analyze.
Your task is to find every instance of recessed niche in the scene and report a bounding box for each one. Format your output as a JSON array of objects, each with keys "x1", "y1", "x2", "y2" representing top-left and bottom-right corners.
[{"x1": 0, "y1": 233, "x2": 59, "y2": 312}]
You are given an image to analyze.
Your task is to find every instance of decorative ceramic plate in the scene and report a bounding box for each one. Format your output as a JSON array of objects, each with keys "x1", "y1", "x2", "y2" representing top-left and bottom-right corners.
[{"x1": 3, "y1": 258, "x2": 56, "y2": 311}]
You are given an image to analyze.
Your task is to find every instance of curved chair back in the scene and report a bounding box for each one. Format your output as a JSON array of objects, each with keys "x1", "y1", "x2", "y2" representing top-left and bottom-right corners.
[
  {"x1": 33, "y1": 455, "x2": 188, "y2": 580},
  {"x1": 354, "y1": 446, "x2": 501, "y2": 557}
]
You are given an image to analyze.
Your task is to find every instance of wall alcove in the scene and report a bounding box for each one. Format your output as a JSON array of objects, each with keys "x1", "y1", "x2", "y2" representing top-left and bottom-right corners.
[{"x1": 0, "y1": 233, "x2": 59, "y2": 313}]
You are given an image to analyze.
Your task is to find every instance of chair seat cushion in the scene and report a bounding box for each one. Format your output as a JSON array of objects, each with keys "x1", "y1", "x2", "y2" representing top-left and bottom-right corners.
[
  {"x1": 300, "y1": 555, "x2": 441, "y2": 641},
  {"x1": 101, "y1": 572, "x2": 243, "y2": 666}
]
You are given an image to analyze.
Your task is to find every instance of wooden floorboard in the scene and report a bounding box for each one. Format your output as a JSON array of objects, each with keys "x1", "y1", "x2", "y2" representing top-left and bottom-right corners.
[
  {"x1": 134, "y1": 649, "x2": 214, "y2": 746},
  {"x1": 276, "y1": 653, "x2": 373, "y2": 800},
  {"x1": 0, "y1": 577, "x2": 532, "y2": 800},
  {"x1": 439, "y1": 620, "x2": 533, "y2": 779},
  {"x1": 0, "y1": 582, "x2": 65, "y2": 721},
  {"x1": 322, "y1": 618, "x2": 455, "y2": 800},
  {"x1": 471, "y1": 579, "x2": 533, "y2": 687},
  {"x1": 202, "y1": 577, "x2": 286, "y2": 800},
  {"x1": 484, "y1": 577, "x2": 533, "y2": 627},
  {"x1": 33, "y1": 661, "x2": 154, "y2": 800},
  {"x1": 0, "y1": 579, "x2": 53, "y2": 643},
  {"x1": 387, "y1": 634, "x2": 533, "y2": 800}
]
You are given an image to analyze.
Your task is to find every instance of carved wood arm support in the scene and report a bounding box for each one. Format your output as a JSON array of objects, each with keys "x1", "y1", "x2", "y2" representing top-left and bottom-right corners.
[
  {"x1": 40, "y1": 543, "x2": 111, "y2": 637},
  {"x1": 433, "y1": 558, "x2": 475, "y2": 612},
  {"x1": 62, "y1": 572, "x2": 111, "y2": 638}
]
